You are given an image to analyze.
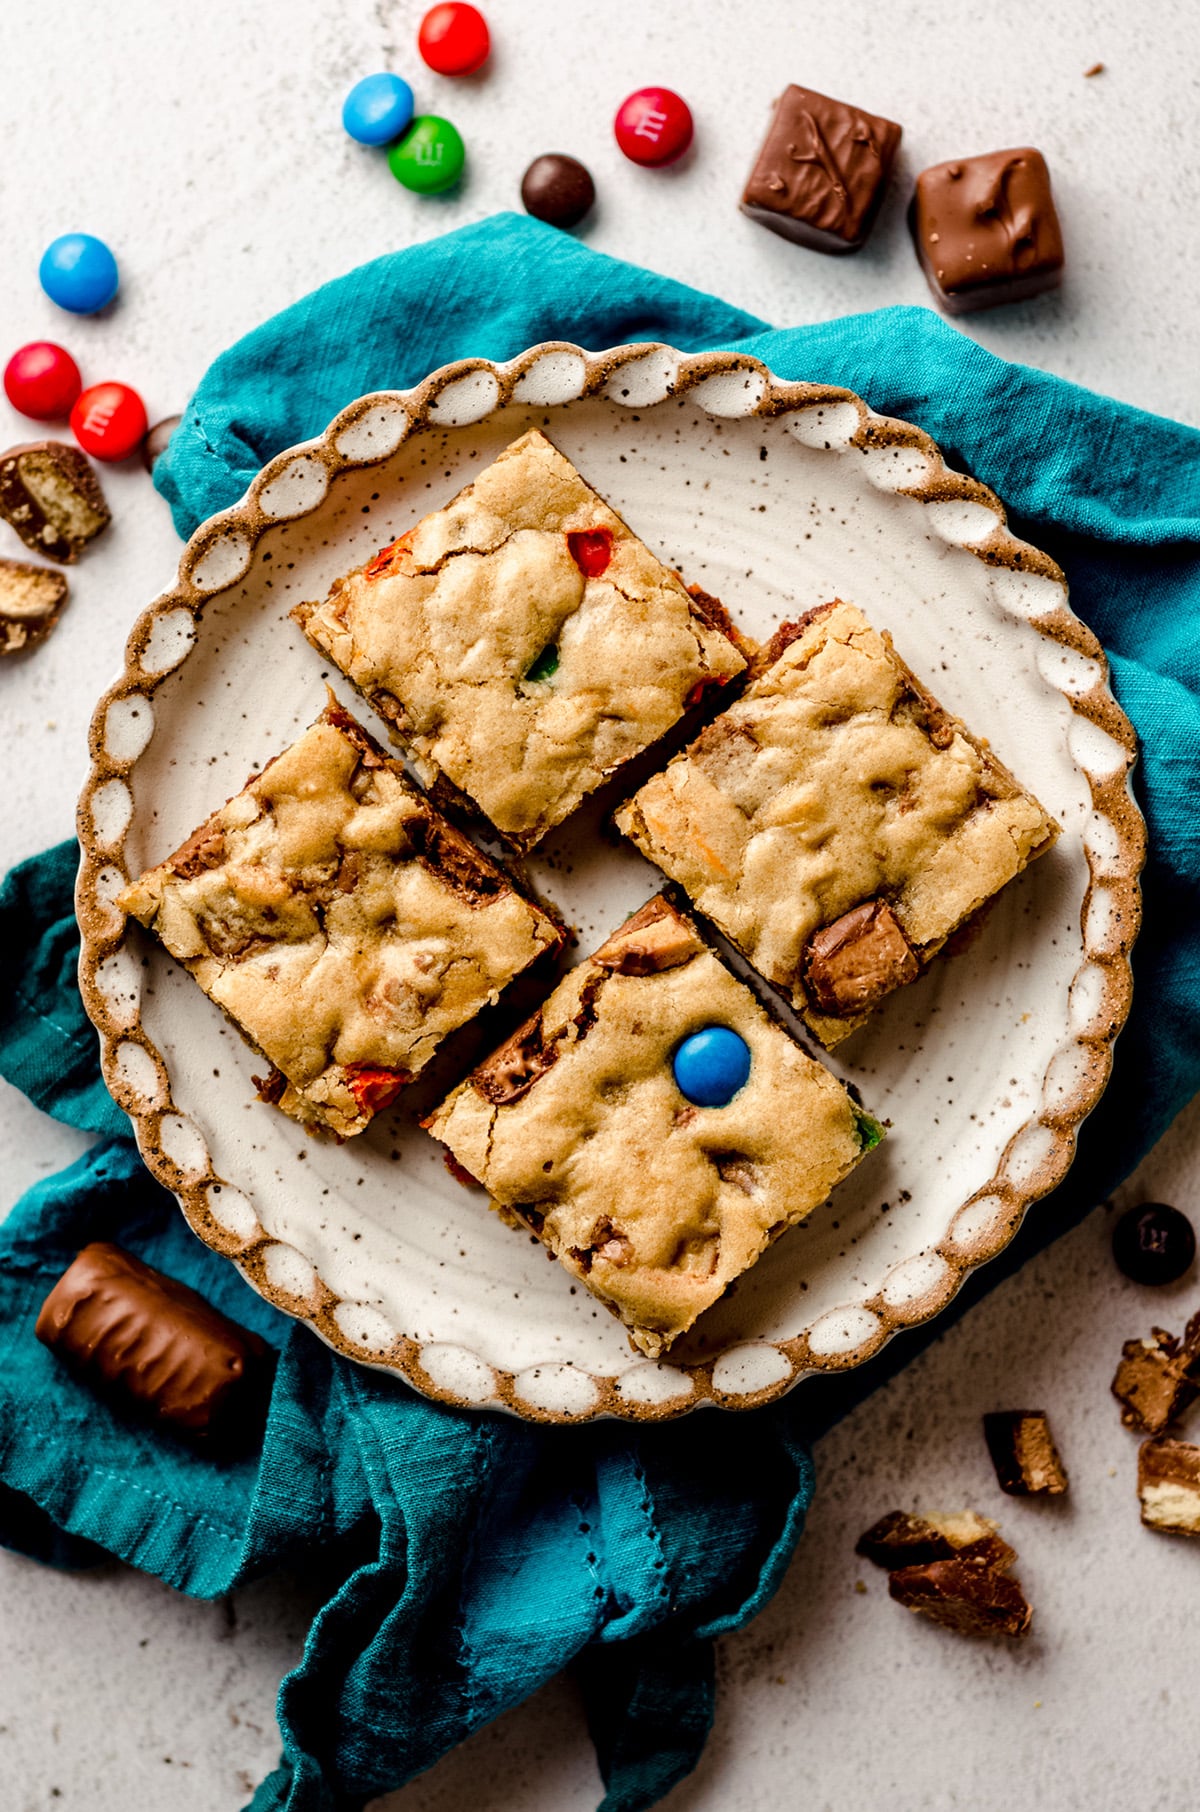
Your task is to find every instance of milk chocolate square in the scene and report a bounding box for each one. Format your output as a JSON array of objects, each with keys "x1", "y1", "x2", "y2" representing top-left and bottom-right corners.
[
  {"x1": 741, "y1": 84, "x2": 902, "y2": 254},
  {"x1": 910, "y1": 148, "x2": 1064, "y2": 314}
]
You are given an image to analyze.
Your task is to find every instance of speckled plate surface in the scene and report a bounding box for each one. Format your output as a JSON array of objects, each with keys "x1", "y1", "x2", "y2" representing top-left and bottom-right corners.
[{"x1": 76, "y1": 343, "x2": 1144, "y2": 1423}]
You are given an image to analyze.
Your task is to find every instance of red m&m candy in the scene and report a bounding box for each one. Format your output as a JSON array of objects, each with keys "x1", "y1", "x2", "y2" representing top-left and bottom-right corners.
[
  {"x1": 4, "y1": 342, "x2": 83, "y2": 420},
  {"x1": 418, "y1": 4, "x2": 490, "y2": 76},
  {"x1": 71, "y1": 382, "x2": 148, "y2": 462},
  {"x1": 614, "y1": 87, "x2": 694, "y2": 167}
]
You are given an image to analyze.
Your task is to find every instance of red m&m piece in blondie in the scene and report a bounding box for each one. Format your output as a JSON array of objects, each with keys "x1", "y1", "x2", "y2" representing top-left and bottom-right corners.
[
  {"x1": 614, "y1": 87, "x2": 694, "y2": 166},
  {"x1": 70, "y1": 381, "x2": 148, "y2": 462},
  {"x1": 418, "y1": 4, "x2": 490, "y2": 76},
  {"x1": 4, "y1": 342, "x2": 82, "y2": 420}
]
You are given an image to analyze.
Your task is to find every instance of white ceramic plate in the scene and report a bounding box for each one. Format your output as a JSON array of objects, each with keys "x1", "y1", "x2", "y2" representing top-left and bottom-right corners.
[{"x1": 77, "y1": 343, "x2": 1144, "y2": 1423}]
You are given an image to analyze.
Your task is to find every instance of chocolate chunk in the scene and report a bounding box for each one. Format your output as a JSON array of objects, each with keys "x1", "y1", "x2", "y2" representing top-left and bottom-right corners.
[
  {"x1": 406, "y1": 807, "x2": 507, "y2": 906},
  {"x1": 1138, "y1": 1439, "x2": 1200, "y2": 1537},
  {"x1": 804, "y1": 899, "x2": 919, "y2": 1015},
  {"x1": 594, "y1": 896, "x2": 699, "y2": 975},
  {"x1": 0, "y1": 556, "x2": 68, "y2": 655},
  {"x1": 1111, "y1": 1316, "x2": 1200, "y2": 1435},
  {"x1": 856, "y1": 1508, "x2": 1015, "y2": 1573},
  {"x1": 741, "y1": 84, "x2": 902, "y2": 254},
  {"x1": 472, "y1": 1011, "x2": 556, "y2": 1105},
  {"x1": 888, "y1": 1556, "x2": 1032, "y2": 1637},
  {"x1": 142, "y1": 414, "x2": 182, "y2": 475},
  {"x1": 520, "y1": 154, "x2": 595, "y2": 230},
  {"x1": 36, "y1": 1242, "x2": 272, "y2": 1443},
  {"x1": 1112, "y1": 1202, "x2": 1196, "y2": 1285},
  {"x1": 983, "y1": 1410, "x2": 1069, "y2": 1495},
  {"x1": 910, "y1": 148, "x2": 1064, "y2": 315},
  {"x1": 0, "y1": 440, "x2": 110, "y2": 563}
]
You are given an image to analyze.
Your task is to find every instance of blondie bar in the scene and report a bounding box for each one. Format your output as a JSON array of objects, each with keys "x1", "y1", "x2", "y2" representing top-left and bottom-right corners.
[
  {"x1": 293, "y1": 429, "x2": 747, "y2": 851},
  {"x1": 119, "y1": 699, "x2": 562, "y2": 1136},
  {"x1": 425, "y1": 894, "x2": 880, "y2": 1358},
  {"x1": 616, "y1": 600, "x2": 1059, "y2": 1047}
]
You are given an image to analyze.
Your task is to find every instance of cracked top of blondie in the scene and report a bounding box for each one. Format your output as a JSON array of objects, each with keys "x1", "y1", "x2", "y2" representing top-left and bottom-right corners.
[
  {"x1": 425, "y1": 895, "x2": 875, "y2": 1357},
  {"x1": 118, "y1": 700, "x2": 562, "y2": 1137},
  {"x1": 616, "y1": 600, "x2": 1059, "y2": 1047},
  {"x1": 293, "y1": 430, "x2": 747, "y2": 851}
]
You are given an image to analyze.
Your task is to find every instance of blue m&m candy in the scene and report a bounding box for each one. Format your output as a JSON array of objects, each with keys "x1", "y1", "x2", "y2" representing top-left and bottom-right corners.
[
  {"x1": 342, "y1": 73, "x2": 415, "y2": 147},
  {"x1": 39, "y1": 234, "x2": 119, "y2": 315},
  {"x1": 673, "y1": 1026, "x2": 751, "y2": 1108}
]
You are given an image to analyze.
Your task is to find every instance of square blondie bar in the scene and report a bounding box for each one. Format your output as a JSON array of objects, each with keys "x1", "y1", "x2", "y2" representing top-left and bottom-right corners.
[
  {"x1": 616, "y1": 600, "x2": 1059, "y2": 1047},
  {"x1": 119, "y1": 699, "x2": 562, "y2": 1137},
  {"x1": 425, "y1": 894, "x2": 880, "y2": 1358},
  {"x1": 293, "y1": 429, "x2": 748, "y2": 851}
]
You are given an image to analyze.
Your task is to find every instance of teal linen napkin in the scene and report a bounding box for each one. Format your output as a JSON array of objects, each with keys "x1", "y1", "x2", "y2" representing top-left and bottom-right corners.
[{"x1": 2, "y1": 214, "x2": 1198, "y2": 1811}]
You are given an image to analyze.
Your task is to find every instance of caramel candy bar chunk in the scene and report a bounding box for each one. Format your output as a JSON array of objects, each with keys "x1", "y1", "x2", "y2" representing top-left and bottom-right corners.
[
  {"x1": 805, "y1": 900, "x2": 918, "y2": 1016},
  {"x1": 889, "y1": 1556, "x2": 1032, "y2": 1637},
  {"x1": 983, "y1": 1409, "x2": 1069, "y2": 1496},
  {"x1": 1111, "y1": 1315, "x2": 1200, "y2": 1435},
  {"x1": 36, "y1": 1242, "x2": 272, "y2": 1442},
  {"x1": 0, "y1": 441, "x2": 110, "y2": 564},
  {"x1": 741, "y1": 84, "x2": 902, "y2": 254},
  {"x1": 910, "y1": 148, "x2": 1065, "y2": 316},
  {"x1": 856, "y1": 1507, "x2": 1015, "y2": 1573},
  {"x1": 0, "y1": 557, "x2": 68, "y2": 655},
  {"x1": 1138, "y1": 1439, "x2": 1200, "y2": 1537}
]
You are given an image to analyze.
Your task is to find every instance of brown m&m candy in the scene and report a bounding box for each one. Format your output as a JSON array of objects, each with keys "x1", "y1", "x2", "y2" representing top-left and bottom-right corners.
[
  {"x1": 142, "y1": 414, "x2": 182, "y2": 476},
  {"x1": 36, "y1": 1241, "x2": 272, "y2": 1444},
  {"x1": 520, "y1": 155, "x2": 595, "y2": 230},
  {"x1": 910, "y1": 148, "x2": 1064, "y2": 314}
]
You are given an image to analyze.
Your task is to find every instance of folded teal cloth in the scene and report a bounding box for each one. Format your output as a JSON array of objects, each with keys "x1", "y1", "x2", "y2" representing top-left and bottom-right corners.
[{"x1": 2, "y1": 214, "x2": 1199, "y2": 1811}]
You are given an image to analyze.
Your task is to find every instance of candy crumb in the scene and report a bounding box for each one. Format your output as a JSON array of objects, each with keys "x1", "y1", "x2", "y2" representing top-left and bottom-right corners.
[
  {"x1": 1084, "y1": 61, "x2": 1105, "y2": 76},
  {"x1": 854, "y1": 1579, "x2": 867, "y2": 1595}
]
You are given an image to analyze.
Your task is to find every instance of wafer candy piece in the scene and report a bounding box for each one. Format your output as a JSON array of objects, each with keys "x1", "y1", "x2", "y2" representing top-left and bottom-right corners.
[
  {"x1": 0, "y1": 556, "x2": 67, "y2": 654},
  {"x1": 0, "y1": 440, "x2": 109, "y2": 562},
  {"x1": 983, "y1": 1410, "x2": 1069, "y2": 1495}
]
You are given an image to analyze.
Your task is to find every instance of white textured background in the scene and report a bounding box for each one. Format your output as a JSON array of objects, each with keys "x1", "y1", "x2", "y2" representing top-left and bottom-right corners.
[{"x1": 1, "y1": 1, "x2": 1198, "y2": 1807}]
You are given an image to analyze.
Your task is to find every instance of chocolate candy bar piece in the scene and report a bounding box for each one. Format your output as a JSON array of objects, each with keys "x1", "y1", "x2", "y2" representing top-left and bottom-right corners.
[
  {"x1": 36, "y1": 1242, "x2": 272, "y2": 1441},
  {"x1": 1138, "y1": 1439, "x2": 1200, "y2": 1537},
  {"x1": 1112, "y1": 1315, "x2": 1200, "y2": 1435},
  {"x1": 910, "y1": 148, "x2": 1064, "y2": 315},
  {"x1": 856, "y1": 1507, "x2": 1015, "y2": 1573},
  {"x1": 889, "y1": 1556, "x2": 1033, "y2": 1637},
  {"x1": 741, "y1": 84, "x2": 902, "y2": 254},
  {"x1": 0, "y1": 556, "x2": 68, "y2": 655},
  {"x1": 0, "y1": 440, "x2": 110, "y2": 563},
  {"x1": 805, "y1": 900, "x2": 918, "y2": 1016},
  {"x1": 983, "y1": 1409, "x2": 1069, "y2": 1496}
]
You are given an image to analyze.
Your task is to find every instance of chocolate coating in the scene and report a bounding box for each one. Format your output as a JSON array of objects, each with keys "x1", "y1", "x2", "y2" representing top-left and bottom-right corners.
[
  {"x1": 520, "y1": 154, "x2": 595, "y2": 230},
  {"x1": 142, "y1": 414, "x2": 182, "y2": 475},
  {"x1": 889, "y1": 1556, "x2": 1032, "y2": 1638},
  {"x1": 741, "y1": 84, "x2": 902, "y2": 254},
  {"x1": 36, "y1": 1242, "x2": 271, "y2": 1442},
  {"x1": 910, "y1": 148, "x2": 1064, "y2": 314}
]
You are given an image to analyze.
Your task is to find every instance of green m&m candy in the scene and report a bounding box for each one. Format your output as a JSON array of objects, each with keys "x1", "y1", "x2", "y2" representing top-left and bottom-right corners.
[{"x1": 388, "y1": 115, "x2": 465, "y2": 194}]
